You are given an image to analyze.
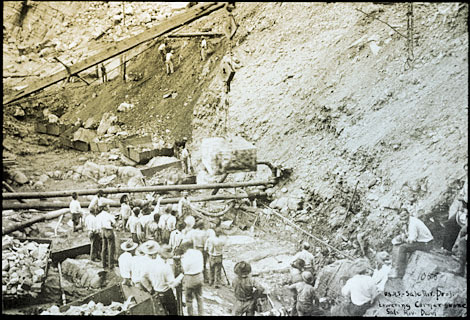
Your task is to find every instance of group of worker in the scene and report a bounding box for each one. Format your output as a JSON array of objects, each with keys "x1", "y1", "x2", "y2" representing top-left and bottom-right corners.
[
  {"x1": 71, "y1": 189, "x2": 226, "y2": 316},
  {"x1": 157, "y1": 37, "x2": 209, "y2": 76}
]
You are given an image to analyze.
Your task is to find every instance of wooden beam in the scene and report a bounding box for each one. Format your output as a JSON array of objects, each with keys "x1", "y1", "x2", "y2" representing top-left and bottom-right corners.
[
  {"x1": 3, "y1": 2, "x2": 226, "y2": 105},
  {"x1": 2, "y1": 180, "x2": 275, "y2": 200},
  {"x1": 167, "y1": 32, "x2": 225, "y2": 38}
]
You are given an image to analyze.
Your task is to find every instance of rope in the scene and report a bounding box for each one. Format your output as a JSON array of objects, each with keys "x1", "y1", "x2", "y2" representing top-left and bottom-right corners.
[
  {"x1": 261, "y1": 203, "x2": 358, "y2": 261},
  {"x1": 189, "y1": 200, "x2": 235, "y2": 217},
  {"x1": 405, "y1": 2, "x2": 414, "y2": 70}
]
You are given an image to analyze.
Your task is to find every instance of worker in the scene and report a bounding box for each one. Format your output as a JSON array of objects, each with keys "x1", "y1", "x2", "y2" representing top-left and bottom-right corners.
[
  {"x1": 126, "y1": 207, "x2": 140, "y2": 243},
  {"x1": 84, "y1": 207, "x2": 101, "y2": 262},
  {"x1": 441, "y1": 198, "x2": 467, "y2": 253},
  {"x1": 292, "y1": 241, "x2": 315, "y2": 277},
  {"x1": 120, "y1": 194, "x2": 132, "y2": 231},
  {"x1": 180, "y1": 139, "x2": 191, "y2": 174},
  {"x1": 389, "y1": 209, "x2": 434, "y2": 279},
  {"x1": 166, "y1": 206, "x2": 177, "y2": 237},
  {"x1": 232, "y1": 261, "x2": 265, "y2": 316},
  {"x1": 288, "y1": 271, "x2": 318, "y2": 316},
  {"x1": 143, "y1": 244, "x2": 183, "y2": 315},
  {"x1": 146, "y1": 214, "x2": 161, "y2": 242},
  {"x1": 70, "y1": 192, "x2": 83, "y2": 232},
  {"x1": 158, "y1": 41, "x2": 167, "y2": 63},
  {"x1": 178, "y1": 191, "x2": 192, "y2": 219},
  {"x1": 165, "y1": 49, "x2": 175, "y2": 75},
  {"x1": 96, "y1": 205, "x2": 117, "y2": 269},
  {"x1": 189, "y1": 220, "x2": 209, "y2": 283},
  {"x1": 88, "y1": 190, "x2": 105, "y2": 214},
  {"x1": 339, "y1": 265, "x2": 379, "y2": 316},
  {"x1": 131, "y1": 241, "x2": 159, "y2": 293},
  {"x1": 177, "y1": 240, "x2": 204, "y2": 316},
  {"x1": 100, "y1": 63, "x2": 107, "y2": 83},
  {"x1": 170, "y1": 221, "x2": 186, "y2": 254},
  {"x1": 450, "y1": 208, "x2": 467, "y2": 276},
  {"x1": 159, "y1": 205, "x2": 172, "y2": 244},
  {"x1": 119, "y1": 240, "x2": 138, "y2": 286},
  {"x1": 284, "y1": 258, "x2": 305, "y2": 316},
  {"x1": 200, "y1": 37, "x2": 208, "y2": 61},
  {"x1": 183, "y1": 215, "x2": 196, "y2": 237},
  {"x1": 221, "y1": 54, "x2": 235, "y2": 93},
  {"x1": 205, "y1": 227, "x2": 225, "y2": 288}
]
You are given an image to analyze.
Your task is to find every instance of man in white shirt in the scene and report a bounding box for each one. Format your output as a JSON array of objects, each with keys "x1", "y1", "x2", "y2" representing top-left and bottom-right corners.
[
  {"x1": 166, "y1": 208, "x2": 177, "y2": 236},
  {"x1": 177, "y1": 241, "x2": 204, "y2": 316},
  {"x1": 85, "y1": 209, "x2": 101, "y2": 262},
  {"x1": 390, "y1": 209, "x2": 434, "y2": 279},
  {"x1": 292, "y1": 242, "x2": 315, "y2": 276},
  {"x1": 170, "y1": 222, "x2": 186, "y2": 254},
  {"x1": 178, "y1": 192, "x2": 192, "y2": 219},
  {"x1": 158, "y1": 41, "x2": 167, "y2": 62},
  {"x1": 119, "y1": 240, "x2": 138, "y2": 286},
  {"x1": 165, "y1": 50, "x2": 174, "y2": 75},
  {"x1": 96, "y1": 205, "x2": 117, "y2": 269},
  {"x1": 143, "y1": 244, "x2": 183, "y2": 315},
  {"x1": 120, "y1": 194, "x2": 132, "y2": 231},
  {"x1": 88, "y1": 190, "x2": 104, "y2": 214},
  {"x1": 131, "y1": 241, "x2": 158, "y2": 293},
  {"x1": 200, "y1": 37, "x2": 207, "y2": 61},
  {"x1": 340, "y1": 266, "x2": 379, "y2": 316},
  {"x1": 159, "y1": 205, "x2": 172, "y2": 244},
  {"x1": 190, "y1": 220, "x2": 209, "y2": 283},
  {"x1": 69, "y1": 192, "x2": 83, "y2": 232}
]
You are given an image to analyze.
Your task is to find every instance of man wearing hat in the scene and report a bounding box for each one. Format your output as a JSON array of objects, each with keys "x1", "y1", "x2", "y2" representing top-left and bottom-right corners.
[
  {"x1": 144, "y1": 244, "x2": 184, "y2": 315},
  {"x1": 119, "y1": 240, "x2": 138, "y2": 286},
  {"x1": 389, "y1": 209, "x2": 433, "y2": 279},
  {"x1": 442, "y1": 198, "x2": 467, "y2": 253},
  {"x1": 292, "y1": 242, "x2": 315, "y2": 276},
  {"x1": 339, "y1": 267, "x2": 378, "y2": 316},
  {"x1": 232, "y1": 261, "x2": 266, "y2": 316},
  {"x1": 131, "y1": 240, "x2": 159, "y2": 293},
  {"x1": 178, "y1": 241, "x2": 204, "y2": 316},
  {"x1": 119, "y1": 195, "x2": 132, "y2": 231},
  {"x1": 284, "y1": 258, "x2": 305, "y2": 316},
  {"x1": 85, "y1": 206, "x2": 101, "y2": 262},
  {"x1": 288, "y1": 271, "x2": 318, "y2": 316},
  {"x1": 166, "y1": 206, "x2": 177, "y2": 239},
  {"x1": 146, "y1": 213, "x2": 161, "y2": 242}
]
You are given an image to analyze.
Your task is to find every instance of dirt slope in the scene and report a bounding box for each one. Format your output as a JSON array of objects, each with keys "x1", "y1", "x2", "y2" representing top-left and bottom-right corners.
[{"x1": 192, "y1": 2, "x2": 468, "y2": 250}]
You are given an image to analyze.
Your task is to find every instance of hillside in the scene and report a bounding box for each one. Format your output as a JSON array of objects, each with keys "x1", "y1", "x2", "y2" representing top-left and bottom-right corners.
[{"x1": 2, "y1": 1, "x2": 468, "y2": 316}]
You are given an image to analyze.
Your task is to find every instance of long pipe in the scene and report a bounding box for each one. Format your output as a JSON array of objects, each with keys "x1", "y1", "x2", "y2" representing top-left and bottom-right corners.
[
  {"x1": 2, "y1": 208, "x2": 69, "y2": 235},
  {"x1": 2, "y1": 180, "x2": 274, "y2": 200},
  {"x1": 2, "y1": 192, "x2": 267, "y2": 210}
]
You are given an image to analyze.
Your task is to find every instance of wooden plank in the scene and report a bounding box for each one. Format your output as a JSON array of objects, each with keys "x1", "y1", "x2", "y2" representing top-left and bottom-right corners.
[
  {"x1": 167, "y1": 32, "x2": 225, "y2": 38},
  {"x1": 3, "y1": 2, "x2": 225, "y2": 106},
  {"x1": 140, "y1": 160, "x2": 182, "y2": 178}
]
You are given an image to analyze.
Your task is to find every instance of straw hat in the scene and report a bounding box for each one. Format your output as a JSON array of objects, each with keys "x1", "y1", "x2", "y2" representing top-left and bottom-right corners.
[
  {"x1": 291, "y1": 258, "x2": 305, "y2": 270},
  {"x1": 234, "y1": 261, "x2": 251, "y2": 277},
  {"x1": 158, "y1": 244, "x2": 173, "y2": 259},
  {"x1": 140, "y1": 240, "x2": 160, "y2": 255},
  {"x1": 301, "y1": 271, "x2": 314, "y2": 284},
  {"x1": 121, "y1": 240, "x2": 138, "y2": 252}
]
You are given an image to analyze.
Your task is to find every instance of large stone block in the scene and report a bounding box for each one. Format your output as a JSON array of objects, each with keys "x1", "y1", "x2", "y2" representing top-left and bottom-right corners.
[{"x1": 200, "y1": 137, "x2": 257, "y2": 175}]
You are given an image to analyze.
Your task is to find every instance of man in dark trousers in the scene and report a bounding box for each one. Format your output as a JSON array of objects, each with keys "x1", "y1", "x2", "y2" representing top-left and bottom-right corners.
[
  {"x1": 232, "y1": 261, "x2": 266, "y2": 316},
  {"x1": 96, "y1": 204, "x2": 117, "y2": 269}
]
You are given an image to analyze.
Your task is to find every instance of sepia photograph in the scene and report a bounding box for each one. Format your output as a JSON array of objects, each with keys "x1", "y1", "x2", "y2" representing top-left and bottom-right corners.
[{"x1": 2, "y1": 1, "x2": 468, "y2": 316}]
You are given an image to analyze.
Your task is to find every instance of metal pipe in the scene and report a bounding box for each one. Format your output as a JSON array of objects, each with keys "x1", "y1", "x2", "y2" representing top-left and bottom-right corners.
[
  {"x1": 2, "y1": 192, "x2": 267, "y2": 210},
  {"x1": 2, "y1": 180, "x2": 274, "y2": 200}
]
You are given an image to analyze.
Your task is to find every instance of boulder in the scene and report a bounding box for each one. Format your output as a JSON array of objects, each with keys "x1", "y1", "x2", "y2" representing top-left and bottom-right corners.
[
  {"x1": 73, "y1": 128, "x2": 97, "y2": 144},
  {"x1": 117, "y1": 102, "x2": 134, "y2": 112},
  {"x1": 127, "y1": 175, "x2": 145, "y2": 188},
  {"x1": 98, "y1": 175, "x2": 116, "y2": 186},
  {"x1": 200, "y1": 137, "x2": 257, "y2": 175},
  {"x1": 365, "y1": 251, "x2": 466, "y2": 317},
  {"x1": 47, "y1": 114, "x2": 59, "y2": 124},
  {"x1": 97, "y1": 112, "x2": 118, "y2": 136},
  {"x1": 118, "y1": 166, "x2": 143, "y2": 180},
  {"x1": 106, "y1": 125, "x2": 119, "y2": 135},
  {"x1": 11, "y1": 170, "x2": 29, "y2": 184},
  {"x1": 84, "y1": 118, "x2": 97, "y2": 129},
  {"x1": 14, "y1": 107, "x2": 25, "y2": 118}
]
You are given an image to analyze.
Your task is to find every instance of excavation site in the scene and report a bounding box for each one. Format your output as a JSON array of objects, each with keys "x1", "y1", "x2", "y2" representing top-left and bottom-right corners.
[{"x1": 2, "y1": 1, "x2": 468, "y2": 316}]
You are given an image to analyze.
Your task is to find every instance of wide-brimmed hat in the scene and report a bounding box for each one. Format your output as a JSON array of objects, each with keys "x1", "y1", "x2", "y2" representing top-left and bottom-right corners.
[
  {"x1": 158, "y1": 244, "x2": 173, "y2": 259},
  {"x1": 121, "y1": 240, "x2": 138, "y2": 252},
  {"x1": 291, "y1": 258, "x2": 305, "y2": 270},
  {"x1": 140, "y1": 240, "x2": 160, "y2": 255},
  {"x1": 301, "y1": 271, "x2": 314, "y2": 284},
  {"x1": 234, "y1": 261, "x2": 251, "y2": 277}
]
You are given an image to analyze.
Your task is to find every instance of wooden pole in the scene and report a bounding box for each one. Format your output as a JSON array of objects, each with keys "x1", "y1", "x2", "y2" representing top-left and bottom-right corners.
[
  {"x1": 2, "y1": 180, "x2": 274, "y2": 200},
  {"x1": 2, "y1": 208, "x2": 69, "y2": 235},
  {"x1": 2, "y1": 191, "x2": 267, "y2": 210},
  {"x1": 2, "y1": 181, "x2": 26, "y2": 203}
]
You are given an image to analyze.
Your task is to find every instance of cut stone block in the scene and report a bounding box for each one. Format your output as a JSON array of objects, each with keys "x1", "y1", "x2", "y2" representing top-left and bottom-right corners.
[
  {"x1": 140, "y1": 157, "x2": 182, "y2": 178},
  {"x1": 200, "y1": 137, "x2": 257, "y2": 175}
]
